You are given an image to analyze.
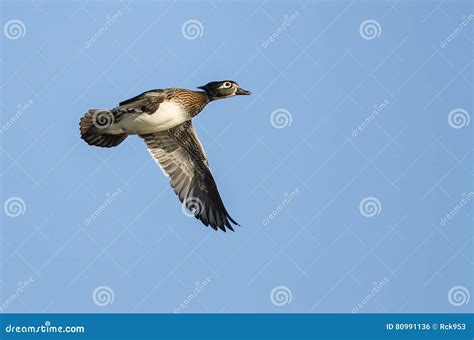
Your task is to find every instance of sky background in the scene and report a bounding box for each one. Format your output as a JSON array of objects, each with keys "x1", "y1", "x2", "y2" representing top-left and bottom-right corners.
[{"x1": 0, "y1": 0, "x2": 472, "y2": 313}]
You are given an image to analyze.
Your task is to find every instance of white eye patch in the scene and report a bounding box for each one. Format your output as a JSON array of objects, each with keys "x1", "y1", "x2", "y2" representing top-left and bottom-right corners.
[{"x1": 220, "y1": 82, "x2": 232, "y2": 89}]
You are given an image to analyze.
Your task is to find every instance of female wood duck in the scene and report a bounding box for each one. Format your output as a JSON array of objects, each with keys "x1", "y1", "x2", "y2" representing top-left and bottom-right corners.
[{"x1": 79, "y1": 80, "x2": 251, "y2": 232}]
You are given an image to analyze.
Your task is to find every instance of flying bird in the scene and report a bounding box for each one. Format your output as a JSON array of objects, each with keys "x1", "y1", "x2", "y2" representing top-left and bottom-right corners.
[{"x1": 79, "y1": 80, "x2": 251, "y2": 231}]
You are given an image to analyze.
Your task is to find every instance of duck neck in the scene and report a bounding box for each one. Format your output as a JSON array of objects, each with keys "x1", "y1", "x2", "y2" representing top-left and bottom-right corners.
[{"x1": 189, "y1": 91, "x2": 211, "y2": 117}]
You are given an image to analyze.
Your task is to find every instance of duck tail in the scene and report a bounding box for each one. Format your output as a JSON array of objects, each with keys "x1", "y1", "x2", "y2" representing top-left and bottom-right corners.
[{"x1": 79, "y1": 109, "x2": 128, "y2": 148}]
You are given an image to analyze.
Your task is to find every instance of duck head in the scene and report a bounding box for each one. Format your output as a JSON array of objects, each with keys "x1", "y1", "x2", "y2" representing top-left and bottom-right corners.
[{"x1": 198, "y1": 80, "x2": 251, "y2": 100}]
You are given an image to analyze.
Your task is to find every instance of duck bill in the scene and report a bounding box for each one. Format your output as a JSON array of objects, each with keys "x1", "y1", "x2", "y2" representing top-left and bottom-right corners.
[{"x1": 235, "y1": 87, "x2": 251, "y2": 95}]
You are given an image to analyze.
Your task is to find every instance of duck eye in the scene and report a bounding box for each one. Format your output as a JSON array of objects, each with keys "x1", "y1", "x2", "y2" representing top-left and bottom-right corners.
[{"x1": 224, "y1": 82, "x2": 232, "y2": 88}]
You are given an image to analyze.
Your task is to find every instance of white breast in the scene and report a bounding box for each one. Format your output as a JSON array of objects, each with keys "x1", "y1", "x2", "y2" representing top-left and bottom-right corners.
[{"x1": 117, "y1": 102, "x2": 189, "y2": 134}]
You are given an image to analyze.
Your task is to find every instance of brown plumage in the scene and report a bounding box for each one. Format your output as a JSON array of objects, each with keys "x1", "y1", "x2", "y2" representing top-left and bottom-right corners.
[
  {"x1": 141, "y1": 121, "x2": 238, "y2": 231},
  {"x1": 79, "y1": 80, "x2": 251, "y2": 231}
]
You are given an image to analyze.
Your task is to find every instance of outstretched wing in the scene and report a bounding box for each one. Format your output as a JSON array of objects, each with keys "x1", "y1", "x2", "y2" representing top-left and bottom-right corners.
[{"x1": 140, "y1": 121, "x2": 239, "y2": 231}]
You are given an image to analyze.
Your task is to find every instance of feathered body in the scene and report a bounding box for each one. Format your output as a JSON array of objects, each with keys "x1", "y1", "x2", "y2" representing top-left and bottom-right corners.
[{"x1": 79, "y1": 81, "x2": 251, "y2": 231}]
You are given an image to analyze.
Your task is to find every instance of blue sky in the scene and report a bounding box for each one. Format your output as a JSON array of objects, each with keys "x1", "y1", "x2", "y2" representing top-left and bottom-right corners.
[{"x1": 1, "y1": 0, "x2": 472, "y2": 313}]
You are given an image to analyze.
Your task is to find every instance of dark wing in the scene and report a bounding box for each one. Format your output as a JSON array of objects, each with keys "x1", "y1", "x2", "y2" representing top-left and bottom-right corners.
[
  {"x1": 140, "y1": 121, "x2": 239, "y2": 231},
  {"x1": 116, "y1": 89, "x2": 166, "y2": 114}
]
